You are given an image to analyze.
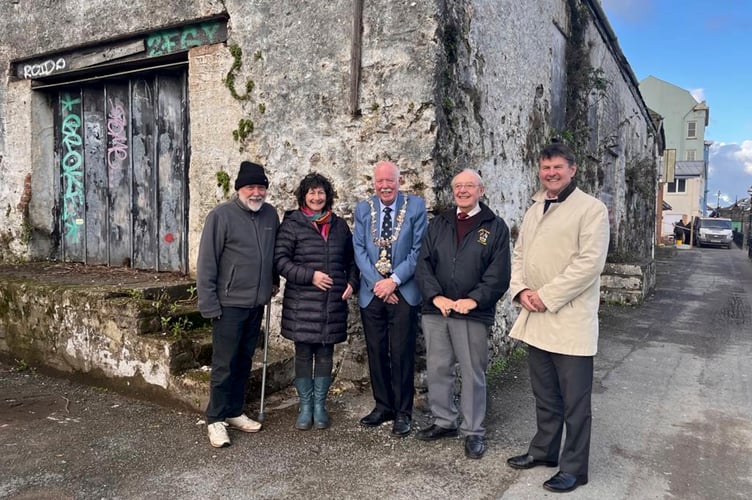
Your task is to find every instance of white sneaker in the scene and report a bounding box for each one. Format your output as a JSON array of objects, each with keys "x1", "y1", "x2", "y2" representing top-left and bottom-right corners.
[
  {"x1": 207, "y1": 422, "x2": 230, "y2": 448},
  {"x1": 225, "y1": 414, "x2": 262, "y2": 433}
]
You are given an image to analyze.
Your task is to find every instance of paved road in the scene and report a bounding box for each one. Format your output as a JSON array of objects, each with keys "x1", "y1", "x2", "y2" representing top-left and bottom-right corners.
[{"x1": 2, "y1": 246, "x2": 751, "y2": 499}]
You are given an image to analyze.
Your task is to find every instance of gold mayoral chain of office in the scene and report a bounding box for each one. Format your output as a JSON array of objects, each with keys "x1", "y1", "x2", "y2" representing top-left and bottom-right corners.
[{"x1": 369, "y1": 196, "x2": 408, "y2": 276}]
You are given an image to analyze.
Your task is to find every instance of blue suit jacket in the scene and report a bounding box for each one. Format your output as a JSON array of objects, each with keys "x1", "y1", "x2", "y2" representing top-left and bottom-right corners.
[{"x1": 353, "y1": 192, "x2": 428, "y2": 308}]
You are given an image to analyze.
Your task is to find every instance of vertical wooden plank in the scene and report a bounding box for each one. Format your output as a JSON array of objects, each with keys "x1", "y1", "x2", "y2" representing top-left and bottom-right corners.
[
  {"x1": 59, "y1": 89, "x2": 85, "y2": 262},
  {"x1": 52, "y1": 95, "x2": 64, "y2": 259},
  {"x1": 131, "y1": 76, "x2": 157, "y2": 270},
  {"x1": 155, "y1": 71, "x2": 187, "y2": 272},
  {"x1": 83, "y1": 85, "x2": 108, "y2": 265},
  {"x1": 105, "y1": 81, "x2": 133, "y2": 266},
  {"x1": 350, "y1": 0, "x2": 364, "y2": 117}
]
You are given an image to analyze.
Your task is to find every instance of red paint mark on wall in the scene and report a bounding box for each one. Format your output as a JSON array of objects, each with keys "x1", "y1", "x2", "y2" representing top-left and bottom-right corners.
[
  {"x1": 164, "y1": 233, "x2": 174, "y2": 243},
  {"x1": 17, "y1": 173, "x2": 32, "y2": 212}
]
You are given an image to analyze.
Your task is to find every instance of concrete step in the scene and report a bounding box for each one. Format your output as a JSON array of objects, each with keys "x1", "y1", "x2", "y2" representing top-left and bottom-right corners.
[
  {"x1": 0, "y1": 265, "x2": 296, "y2": 413},
  {"x1": 172, "y1": 340, "x2": 295, "y2": 412}
]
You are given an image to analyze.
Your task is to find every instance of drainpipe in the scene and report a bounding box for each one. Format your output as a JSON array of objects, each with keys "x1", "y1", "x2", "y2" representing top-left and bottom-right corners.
[{"x1": 703, "y1": 141, "x2": 712, "y2": 216}]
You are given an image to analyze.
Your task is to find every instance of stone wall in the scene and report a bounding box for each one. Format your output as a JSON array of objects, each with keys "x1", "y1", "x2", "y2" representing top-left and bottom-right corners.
[
  {"x1": 601, "y1": 261, "x2": 657, "y2": 305},
  {"x1": 0, "y1": 0, "x2": 658, "y2": 380}
]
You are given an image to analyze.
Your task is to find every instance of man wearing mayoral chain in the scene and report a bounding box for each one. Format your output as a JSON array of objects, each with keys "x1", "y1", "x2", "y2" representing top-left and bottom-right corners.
[{"x1": 353, "y1": 160, "x2": 428, "y2": 437}]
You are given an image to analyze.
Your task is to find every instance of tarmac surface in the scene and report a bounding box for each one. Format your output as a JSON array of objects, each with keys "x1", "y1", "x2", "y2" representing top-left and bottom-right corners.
[{"x1": 2, "y1": 245, "x2": 752, "y2": 499}]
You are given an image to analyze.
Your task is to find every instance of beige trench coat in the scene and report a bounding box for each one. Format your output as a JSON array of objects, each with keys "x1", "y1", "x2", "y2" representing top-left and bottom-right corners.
[{"x1": 509, "y1": 187, "x2": 609, "y2": 356}]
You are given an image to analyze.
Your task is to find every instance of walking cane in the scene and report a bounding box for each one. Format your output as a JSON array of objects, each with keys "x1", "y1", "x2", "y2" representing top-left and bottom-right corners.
[{"x1": 258, "y1": 301, "x2": 271, "y2": 423}]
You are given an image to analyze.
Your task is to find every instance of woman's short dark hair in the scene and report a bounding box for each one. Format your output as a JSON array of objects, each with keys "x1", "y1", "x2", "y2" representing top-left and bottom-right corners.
[
  {"x1": 294, "y1": 172, "x2": 336, "y2": 211},
  {"x1": 540, "y1": 142, "x2": 576, "y2": 166}
]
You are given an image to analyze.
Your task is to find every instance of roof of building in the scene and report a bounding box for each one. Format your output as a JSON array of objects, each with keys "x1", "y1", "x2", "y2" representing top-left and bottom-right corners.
[{"x1": 675, "y1": 161, "x2": 704, "y2": 177}]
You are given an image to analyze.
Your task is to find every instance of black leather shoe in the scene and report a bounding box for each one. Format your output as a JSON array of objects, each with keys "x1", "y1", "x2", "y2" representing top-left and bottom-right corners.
[
  {"x1": 359, "y1": 409, "x2": 395, "y2": 427},
  {"x1": 464, "y1": 435, "x2": 486, "y2": 459},
  {"x1": 391, "y1": 415, "x2": 411, "y2": 437},
  {"x1": 543, "y1": 471, "x2": 588, "y2": 493},
  {"x1": 415, "y1": 424, "x2": 458, "y2": 441},
  {"x1": 506, "y1": 453, "x2": 558, "y2": 470}
]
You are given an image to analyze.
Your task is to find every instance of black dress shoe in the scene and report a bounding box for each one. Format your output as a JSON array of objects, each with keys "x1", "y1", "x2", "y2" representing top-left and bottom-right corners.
[
  {"x1": 359, "y1": 409, "x2": 395, "y2": 427},
  {"x1": 391, "y1": 415, "x2": 411, "y2": 437},
  {"x1": 464, "y1": 435, "x2": 486, "y2": 459},
  {"x1": 506, "y1": 453, "x2": 558, "y2": 470},
  {"x1": 414, "y1": 424, "x2": 458, "y2": 441},
  {"x1": 543, "y1": 471, "x2": 588, "y2": 493}
]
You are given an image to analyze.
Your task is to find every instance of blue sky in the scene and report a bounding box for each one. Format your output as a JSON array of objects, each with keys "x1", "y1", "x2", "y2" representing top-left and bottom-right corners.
[{"x1": 602, "y1": 0, "x2": 752, "y2": 206}]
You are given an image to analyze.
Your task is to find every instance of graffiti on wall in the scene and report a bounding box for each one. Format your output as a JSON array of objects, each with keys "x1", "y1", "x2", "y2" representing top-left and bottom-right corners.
[
  {"x1": 22, "y1": 58, "x2": 67, "y2": 78},
  {"x1": 107, "y1": 100, "x2": 128, "y2": 189},
  {"x1": 146, "y1": 20, "x2": 226, "y2": 57},
  {"x1": 60, "y1": 93, "x2": 84, "y2": 241},
  {"x1": 16, "y1": 19, "x2": 227, "y2": 79}
]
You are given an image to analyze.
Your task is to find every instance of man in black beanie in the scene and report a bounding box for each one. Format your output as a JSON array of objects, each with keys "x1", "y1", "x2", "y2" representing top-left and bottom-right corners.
[{"x1": 197, "y1": 160, "x2": 279, "y2": 448}]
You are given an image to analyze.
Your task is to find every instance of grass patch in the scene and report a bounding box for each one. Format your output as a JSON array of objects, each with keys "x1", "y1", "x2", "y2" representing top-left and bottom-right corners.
[{"x1": 487, "y1": 346, "x2": 527, "y2": 381}]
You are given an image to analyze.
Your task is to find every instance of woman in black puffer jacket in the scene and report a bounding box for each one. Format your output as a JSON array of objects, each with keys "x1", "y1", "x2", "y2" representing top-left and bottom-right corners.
[{"x1": 274, "y1": 172, "x2": 359, "y2": 431}]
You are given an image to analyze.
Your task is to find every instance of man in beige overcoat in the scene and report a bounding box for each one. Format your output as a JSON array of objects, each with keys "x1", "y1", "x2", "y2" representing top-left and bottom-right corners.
[{"x1": 506, "y1": 142, "x2": 609, "y2": 494}]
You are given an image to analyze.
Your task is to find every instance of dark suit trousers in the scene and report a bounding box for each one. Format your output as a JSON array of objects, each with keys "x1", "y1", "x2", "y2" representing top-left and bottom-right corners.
[
  {"x1": 360, "y1": 290, "x2": 418, "y2": 417},
  {"x1": 527, "y1": 345, "x2": 593, "y2": 477}
]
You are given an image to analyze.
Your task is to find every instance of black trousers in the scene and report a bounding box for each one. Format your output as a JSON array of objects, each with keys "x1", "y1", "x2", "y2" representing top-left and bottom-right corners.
[
  {"x1": 527, "y1": 345, "x2": 593, "y2": 478},
  {"x1": 205, "y1": 306, "x2": 263, "y2": 424},
  {"x1": 360, "y1": 291, "x2": 418, "y2": 418},
  {"x1": 294, "y1": 342, "x2": 334, "y2": 378}
]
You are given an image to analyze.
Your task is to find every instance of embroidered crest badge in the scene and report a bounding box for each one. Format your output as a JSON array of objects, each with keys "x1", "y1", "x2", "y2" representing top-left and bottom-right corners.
[{"x1": 477, "y1": 228, "x2": 490, "y2": 246}]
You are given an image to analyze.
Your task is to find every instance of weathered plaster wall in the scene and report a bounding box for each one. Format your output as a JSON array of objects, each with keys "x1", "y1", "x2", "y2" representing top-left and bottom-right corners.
[
  {"x1": 217, "y1": 0, "x2": 438, "y2": 216},
  {"x1": 0, "y1": 0, "x2": 226, "y2": 261},
  {"x1": 0, "y1": 0, "x2": 658, "y2": 390},
  {"x1": 186, "y1": 43, "x2": 248, "y2": 270},
  {"x1": 1, "y1": 0, "x2": 656, "y2": 264},
  {"x1": 433, "y1": 0, "x2": 658, "y2": 351},
  {"x1": 1, "y1": 80, "x2": 34, "y2": 261}
]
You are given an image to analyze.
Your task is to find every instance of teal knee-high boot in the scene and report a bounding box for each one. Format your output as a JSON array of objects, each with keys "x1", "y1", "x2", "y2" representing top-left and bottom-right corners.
[
  {"x1": 313, "y1": 376, "x2": 332, "y2": 429},
  {"x1": 294, "y1": 378, "x2": 314, "y2": 430}
]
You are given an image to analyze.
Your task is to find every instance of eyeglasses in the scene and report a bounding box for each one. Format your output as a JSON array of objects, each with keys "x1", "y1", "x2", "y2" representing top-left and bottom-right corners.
[{"x1": 452, "y1": 183, "x2": 479, "y2": 190}]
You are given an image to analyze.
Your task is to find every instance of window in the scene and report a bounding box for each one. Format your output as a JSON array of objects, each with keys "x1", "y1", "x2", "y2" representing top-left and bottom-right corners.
[
  {"x1": 686, "y1": 149, "x2": 696, "y2": 161},
  {"x1": 667, "y1": 179, "x2": 687, "y2": 193},
  {"x1": 687, "y1": 121, "x2": 697, "y2": 139}
]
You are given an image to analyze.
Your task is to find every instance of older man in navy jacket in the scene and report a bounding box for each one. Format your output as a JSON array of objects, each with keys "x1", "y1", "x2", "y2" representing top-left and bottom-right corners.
[{"x1": 416, "y1": 168, "x2": 511, "y2": 459}]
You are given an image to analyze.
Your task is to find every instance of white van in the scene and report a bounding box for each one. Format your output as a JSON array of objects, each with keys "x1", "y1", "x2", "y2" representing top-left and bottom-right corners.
[{"x1": 693, "y1": 217, "x2": 733, "y2": 248}]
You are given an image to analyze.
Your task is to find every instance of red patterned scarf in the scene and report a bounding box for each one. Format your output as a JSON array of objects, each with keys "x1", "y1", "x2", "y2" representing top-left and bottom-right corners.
[{"x1": 301, "y1": 206, "x2": 332, "y2": 240}]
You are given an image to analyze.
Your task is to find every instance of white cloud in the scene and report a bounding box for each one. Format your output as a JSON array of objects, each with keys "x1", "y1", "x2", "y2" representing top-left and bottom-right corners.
[
  {"x1": 733, "y1": 140, "x2": 752, "y2": 174},
  {"x1": 708, "y1": 142, "x2": 752, "y2": 204},
  {"x1": 690, "y1": 88, "x2": 705, "y2": 103}
]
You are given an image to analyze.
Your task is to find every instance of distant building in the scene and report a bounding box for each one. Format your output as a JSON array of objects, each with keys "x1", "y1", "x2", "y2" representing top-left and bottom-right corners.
[{"x1": 640, "y1": 76, "x2": 710, "y2": 235}]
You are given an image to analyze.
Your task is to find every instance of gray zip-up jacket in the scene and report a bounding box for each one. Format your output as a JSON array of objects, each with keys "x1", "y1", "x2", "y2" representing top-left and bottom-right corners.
[{"x1": 197, "y1": 196, "x2": 280, "y2": 318}]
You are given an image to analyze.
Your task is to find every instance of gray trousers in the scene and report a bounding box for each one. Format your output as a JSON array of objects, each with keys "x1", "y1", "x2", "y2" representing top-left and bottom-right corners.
[{"x1": 422, "y1": 314, "x2": 489, "y2": 436}]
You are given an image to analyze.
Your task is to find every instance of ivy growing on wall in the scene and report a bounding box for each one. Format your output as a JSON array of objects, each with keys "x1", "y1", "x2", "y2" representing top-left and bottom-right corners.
[
  {"x1": 552, "y1": 0, "x2": 611, "y2": 193},
  {"x1": 554, "y1": 0, "x2": 657, "y2": 262},
  {"x1": 216, "y1": 171, "x2": 231, "y2": 199},
  {"x1": 224, "y1": 44, "x2": 255, "y2": 100},
  {"x1": 224, "y1": 44, "x2": 264, "y2": 153}
]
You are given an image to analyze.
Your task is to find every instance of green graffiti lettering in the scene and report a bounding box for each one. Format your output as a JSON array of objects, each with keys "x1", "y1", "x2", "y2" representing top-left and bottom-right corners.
[
  {"x1": 180, "y1": 27, "x2": 201, "y2": 49},
  {"x1": 200, "y1": 21, "x2": 220, "y2": 41},
  {"x1": 146, "y1": 34, "x2": 163, "y2": 57}
]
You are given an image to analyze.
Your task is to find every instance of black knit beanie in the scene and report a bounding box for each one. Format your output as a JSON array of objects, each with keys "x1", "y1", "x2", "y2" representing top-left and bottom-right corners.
[{"x1": 234, "y1": 161, "x2": 269, "y2": 190}]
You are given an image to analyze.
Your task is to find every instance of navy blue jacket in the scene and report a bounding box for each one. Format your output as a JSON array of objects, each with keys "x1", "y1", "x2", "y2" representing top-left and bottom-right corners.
[{"x1": 417, "y1": 203, "x2": 511, "y2": 326}]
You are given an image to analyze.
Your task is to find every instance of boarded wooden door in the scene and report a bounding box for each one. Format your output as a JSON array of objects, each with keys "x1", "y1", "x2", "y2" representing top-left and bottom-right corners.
[{"x1": 54, "y1": 69, "x2": 188, "y2": 272}]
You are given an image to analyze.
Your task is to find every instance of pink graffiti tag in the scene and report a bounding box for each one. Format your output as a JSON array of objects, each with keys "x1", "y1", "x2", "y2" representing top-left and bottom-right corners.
[{"x1": 107, "y1": 101, "x2": 128, "y2": 166}]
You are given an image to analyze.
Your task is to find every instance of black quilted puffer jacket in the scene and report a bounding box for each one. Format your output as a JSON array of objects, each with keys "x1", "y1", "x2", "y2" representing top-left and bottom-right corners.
[{"x1": 274, "y1": 209, "x2": 359, "y2": 344}]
